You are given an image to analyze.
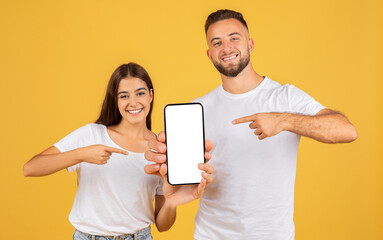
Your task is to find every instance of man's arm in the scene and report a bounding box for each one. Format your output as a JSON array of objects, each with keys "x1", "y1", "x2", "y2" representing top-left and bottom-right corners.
[{"x1": 232, "y1": 108, "x2": 358, "y2": 143}]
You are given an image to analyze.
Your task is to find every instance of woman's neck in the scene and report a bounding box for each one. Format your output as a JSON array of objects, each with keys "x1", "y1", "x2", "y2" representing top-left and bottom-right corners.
[{"x1": 110, "y1": 119, "x2": 150, "y2": 140}]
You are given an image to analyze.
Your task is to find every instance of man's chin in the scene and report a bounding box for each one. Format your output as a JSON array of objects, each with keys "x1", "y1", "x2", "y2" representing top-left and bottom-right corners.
[
  {"x1": 214, "y1": 58, "x2": 249, "y2": 77},
  {"x1": 219, "y1": 67, "x2": 242, "y2": 77},
  {"x1": 222, "y1": 71, "x2": 240, "y2": 77}
]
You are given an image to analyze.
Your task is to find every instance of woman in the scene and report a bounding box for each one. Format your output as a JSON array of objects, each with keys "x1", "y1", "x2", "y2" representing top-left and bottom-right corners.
[{"x1": 23, "y1": 63, "x2": 214, "y2": 240}]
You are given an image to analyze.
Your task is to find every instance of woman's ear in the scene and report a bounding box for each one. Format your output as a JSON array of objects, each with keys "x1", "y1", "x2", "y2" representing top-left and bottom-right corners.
[{"x1": 150, "y1": 88, "x2": 154, "y2": 102}]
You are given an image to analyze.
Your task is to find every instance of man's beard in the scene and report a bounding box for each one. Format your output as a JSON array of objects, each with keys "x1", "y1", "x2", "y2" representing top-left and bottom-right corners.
[{"x1": 212, "y1": 50, "x2": 250, "y2": 77}]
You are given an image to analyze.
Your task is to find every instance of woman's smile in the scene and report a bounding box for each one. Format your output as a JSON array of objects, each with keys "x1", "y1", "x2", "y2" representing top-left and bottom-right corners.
[{"x1": 127, "y1": 108, "x2": 143, "y2": 115}]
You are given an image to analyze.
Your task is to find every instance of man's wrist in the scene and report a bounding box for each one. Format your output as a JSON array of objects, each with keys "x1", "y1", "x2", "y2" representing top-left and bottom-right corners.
[{"x1": 280, "y1": 112, "x2": 292, "y2": 132}]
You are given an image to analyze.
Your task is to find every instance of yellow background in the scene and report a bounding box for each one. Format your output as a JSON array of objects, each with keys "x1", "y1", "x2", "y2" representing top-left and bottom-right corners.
[{"x1": 1, "y1": 0, "x2": 382, "y2": 239}]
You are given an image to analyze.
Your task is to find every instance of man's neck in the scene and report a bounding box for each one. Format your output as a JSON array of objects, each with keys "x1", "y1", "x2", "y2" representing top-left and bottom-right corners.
[{"x1": 221, "y1": 63, "x2": 264, "y2": 94}]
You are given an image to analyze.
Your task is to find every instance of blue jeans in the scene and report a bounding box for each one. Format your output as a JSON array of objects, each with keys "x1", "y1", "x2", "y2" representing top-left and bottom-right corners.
[{"x1": 73, "y1": 226, "x2": 153, "y2": 240}]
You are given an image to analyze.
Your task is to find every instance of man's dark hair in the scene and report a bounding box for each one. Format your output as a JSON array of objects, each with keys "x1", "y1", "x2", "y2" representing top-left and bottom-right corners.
[{"x1": 205, "y1": 9, "x2": 248, "y2": 34}]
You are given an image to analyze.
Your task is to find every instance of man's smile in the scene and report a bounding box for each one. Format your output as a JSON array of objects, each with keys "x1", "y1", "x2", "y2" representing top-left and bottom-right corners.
[{"x1": 222, "y1": 54, "x2": 239, "y2": 62}]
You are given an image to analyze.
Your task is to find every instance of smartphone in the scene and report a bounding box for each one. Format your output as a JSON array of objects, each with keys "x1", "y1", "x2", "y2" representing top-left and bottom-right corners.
[{"x1": 164, "y1": 103, "x2": 206, "y2": 185}]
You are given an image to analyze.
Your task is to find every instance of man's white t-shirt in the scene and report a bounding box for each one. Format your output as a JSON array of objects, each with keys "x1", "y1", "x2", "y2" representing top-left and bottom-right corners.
[
  {"x1": 54, "y1": 123, "x2": 163, "y2": 235},
  {"x1": 193, "y1": 77, "x2": 325, "y2": 240}
]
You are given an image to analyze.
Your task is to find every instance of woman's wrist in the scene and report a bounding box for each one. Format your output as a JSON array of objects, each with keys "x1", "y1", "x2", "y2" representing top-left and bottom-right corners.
[
  {"x1": 162, "y1": 197, "x2": 178, "y2": 209},
  {"x1": 71, "y1": 148, "x2": 85, "y2": 164}
]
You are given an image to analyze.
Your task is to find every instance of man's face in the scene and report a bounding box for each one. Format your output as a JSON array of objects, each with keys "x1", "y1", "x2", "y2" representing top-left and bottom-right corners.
[{"x1": 206, "y1": 18, "x2": 253, "y2": 77}]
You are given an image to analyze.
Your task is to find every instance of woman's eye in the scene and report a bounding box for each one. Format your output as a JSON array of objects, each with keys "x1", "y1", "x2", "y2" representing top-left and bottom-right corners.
[
  {"x1": 137, "y1": 92, "x2": 146, "y2": 96},
  {"x1": 120, "y1": 95, "x2": 129, "y2": 99}
]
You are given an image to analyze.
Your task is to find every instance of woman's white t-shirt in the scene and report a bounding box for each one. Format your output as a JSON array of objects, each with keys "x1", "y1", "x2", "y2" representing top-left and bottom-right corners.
[{"x1": 54, "y1": 123, "x2": 163, "y2": 235}]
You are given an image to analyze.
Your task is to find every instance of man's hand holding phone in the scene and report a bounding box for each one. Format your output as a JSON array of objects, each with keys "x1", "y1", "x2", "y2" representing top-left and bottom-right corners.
[{"x1": 145, "y1": 131, "x2": 214, "y2": 205}]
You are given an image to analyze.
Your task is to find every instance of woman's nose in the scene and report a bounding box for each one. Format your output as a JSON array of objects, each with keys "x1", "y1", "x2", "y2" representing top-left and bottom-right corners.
[{"x1": 129, "y1": 96, "x2": 138, "y2": 106}]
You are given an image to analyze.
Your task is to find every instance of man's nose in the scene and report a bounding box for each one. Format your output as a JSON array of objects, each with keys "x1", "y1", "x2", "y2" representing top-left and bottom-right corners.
[{"x1": 221, "y1": 41, "x2": 233, "y2": 54}]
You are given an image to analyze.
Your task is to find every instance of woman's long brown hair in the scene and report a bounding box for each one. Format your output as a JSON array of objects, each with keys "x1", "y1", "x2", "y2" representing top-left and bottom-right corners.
[{"x1": 95, "y1": 63, "x2": 154, "y2": 130}]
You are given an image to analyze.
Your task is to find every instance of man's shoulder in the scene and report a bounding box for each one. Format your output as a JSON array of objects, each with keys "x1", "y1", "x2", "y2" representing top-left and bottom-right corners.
[
  {"x1": 263, "y1": 77, "x2": 302, "y2": 95},
  {"x1": 191, "y1": 85, "x2": 221, "y2": 104},
  {"x1": 263, "y1": 76, "x2": 284, "y2": 90}
]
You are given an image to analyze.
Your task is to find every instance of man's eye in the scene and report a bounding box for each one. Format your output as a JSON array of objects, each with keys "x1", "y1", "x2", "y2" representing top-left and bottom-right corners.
[
  {"x1": 232, "y1": 37, "x2": 239, "y2": 41},
  {"x1": 213, "y1": 42, "x2": 221, "y2": 47}
]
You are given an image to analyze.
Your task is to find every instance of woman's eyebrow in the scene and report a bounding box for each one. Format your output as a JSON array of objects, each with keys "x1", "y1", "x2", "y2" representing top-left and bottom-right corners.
[
  {"x1": 118, "y1": 91, "x2": 129, "y2": 95},
  {"x1": 135, "y1": 88, "x2": 147, "y2": 92}
]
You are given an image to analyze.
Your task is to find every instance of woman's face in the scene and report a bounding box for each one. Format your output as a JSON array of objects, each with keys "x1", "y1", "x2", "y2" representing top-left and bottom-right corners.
[{"x1": 116, "y1": 77, "x2": 153, "y2": 127}]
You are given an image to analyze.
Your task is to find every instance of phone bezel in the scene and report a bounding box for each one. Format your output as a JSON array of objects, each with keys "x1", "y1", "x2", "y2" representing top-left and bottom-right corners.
[{"x1": 164, "y1": 102, "x2": 206, "y2": 186}]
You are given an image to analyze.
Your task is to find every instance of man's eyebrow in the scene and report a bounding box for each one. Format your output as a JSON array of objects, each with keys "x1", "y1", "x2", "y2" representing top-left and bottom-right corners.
[
  {"x1": 210, "y1": 32, "x2": 242, "y2": 44},
  {"x1": 228, "y1": 32, "x2": 241, "y2": 37},
  {"x1": 210, "y1": 37, "x2": 221, "y2": 44}
]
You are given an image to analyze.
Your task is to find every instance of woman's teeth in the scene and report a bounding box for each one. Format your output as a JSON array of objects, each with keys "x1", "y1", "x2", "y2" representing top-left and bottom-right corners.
[{"x1": 128, "y1": 109, "x2": 143, "y2": 114}]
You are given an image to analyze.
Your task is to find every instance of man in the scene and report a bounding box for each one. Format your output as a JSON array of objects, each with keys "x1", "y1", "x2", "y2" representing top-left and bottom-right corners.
[{"x1": 145, "y1": 9, "x2": 357, "y2": 239}]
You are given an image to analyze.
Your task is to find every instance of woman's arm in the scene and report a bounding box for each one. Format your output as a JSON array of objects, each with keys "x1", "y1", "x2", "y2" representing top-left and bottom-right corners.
[
  {"x1": 23, "y1": 145, "x2": 129, "y2": 177},
  {"x1": 23, "y1": 146, "x2": 81, "y2": 177},
  {"x1": 153, "y1": 163, "x2": 214, "y2": 232},
  {"x1": 154, "y1": 195, "x2": 177, "y2": 232}
]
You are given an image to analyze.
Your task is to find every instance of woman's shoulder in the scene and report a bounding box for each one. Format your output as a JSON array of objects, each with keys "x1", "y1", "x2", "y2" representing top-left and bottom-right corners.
[
  {"x1": 54, "y1": 123, "x2": 104, "y2": 150},
  {"x1": 86, "y1": 123, "x2": 106, "y2": 131},
  {"x1": 77, "y1": 123, "x2": 107, "y2": 139}
]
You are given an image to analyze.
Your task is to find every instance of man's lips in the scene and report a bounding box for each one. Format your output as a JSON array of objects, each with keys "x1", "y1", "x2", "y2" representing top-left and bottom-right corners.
[{"x1": 222, "y1": 54, "x2": 239, "y2": 62}]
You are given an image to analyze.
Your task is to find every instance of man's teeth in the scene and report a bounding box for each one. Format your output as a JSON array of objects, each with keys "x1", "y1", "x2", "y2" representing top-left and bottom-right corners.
[
  {"x1": 128, "y1": 109, "x2": 143, "y2": 114},
  {"x1": 223, "y1": 55, "x2": 237, "y2": 61}
]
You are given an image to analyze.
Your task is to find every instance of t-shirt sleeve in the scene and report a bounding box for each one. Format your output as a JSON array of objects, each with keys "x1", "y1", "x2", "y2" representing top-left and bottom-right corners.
[
  {"x1": 287, "y1": 85, "x2": 326, "y2": 116},
  {"x1": 156, "y1": 177, "x2": 164, "y2": 195},
  {"x1": 53, "y1": 124, "x2": 91, "y2": 173}
]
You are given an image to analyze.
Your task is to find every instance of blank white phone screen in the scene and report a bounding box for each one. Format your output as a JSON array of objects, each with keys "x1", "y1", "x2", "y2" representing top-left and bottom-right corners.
[{"x1": 164, "y1": 103, "x2": 205, "y2": 185}]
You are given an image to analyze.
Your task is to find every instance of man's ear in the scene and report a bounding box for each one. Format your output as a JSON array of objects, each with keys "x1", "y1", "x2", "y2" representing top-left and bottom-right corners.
[
  {"x1": 207, "y1": 49, "x2": 212, "y2": 62},
  {"x1": 248, "y1": 38, "x2": 254, "y2": 53}
]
